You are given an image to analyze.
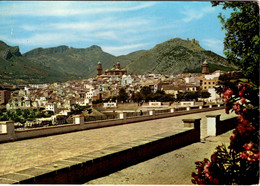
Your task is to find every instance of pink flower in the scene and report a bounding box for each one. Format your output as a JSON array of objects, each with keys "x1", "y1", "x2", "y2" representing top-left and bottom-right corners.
[
  {"x1": 238, "y1": 83, "x2": 243, "y2": 90},
  {"x1": 241, "y1": 97, "x2": 246, "y2": 104},
  {"x1": 233, "y1": 104, "x2": 241, "y2": 114},
  {"x1": 203, "y1": 167, "x2": 209, "y2": 174},
  {"x1": 237, "y1": 124, "x2": 246, "y2": 135},
  {"x1": 213, "y1": 178, "x2": 220, "y2": 184},
  {"x1": 240, "y1": 151, "x2": 248, "y2": 159},
  {"x1": 239, "y1": 89, "x2": 245, "y2": 97},
  {"x1": 211, "y1": 153, "x2": 217, "y2": 162},
  {"x1": 225, "y1": 106, "x2": 230, "y2": 114},
  {"x1": 205, "y1": 173, "x2": 210, "y2": 178},
  {"x1": 243, "y1": 142, "x2": 253, "y2": 150},
  {"x1": 224, "y1": 98, "x2": 229, "y2": 103},
  {"x1": 224, "y1": 88, "x2": 233, "y2": 98}
]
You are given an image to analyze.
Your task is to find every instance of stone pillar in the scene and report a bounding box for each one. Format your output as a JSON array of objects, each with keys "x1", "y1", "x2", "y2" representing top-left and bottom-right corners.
[
  {"x1": 6, "y1": 121, "x2": 15, "y2": 141},
  {"x1": 209, "y1": 105, "x2": 212, "y2": 108},
  {"x1": 206, "y1": 115, "x2": 221, "y2": 136},
  {"x1": 199, "y1": 106, "x2": 202, "y2": 109},
  {"x1": 149, "y1": 110, "x2": 154, "y2": 116},
  {"x1": 73, "y1": 115, "x2": 84, "y2": 125},
  {"x1": 119, "y1": 112, "x2": 126, "y2": 119},
  {"x1": 0, "y1": 122, "x2": 7, "y2": 133},
  {"x1": 182, "y1": 118, "x2": 201, "y2": 129},
  {"x1": 186, "y1": 106, "x2": 190, "y2": 111},
  {"x1": 170, "y1": 108, "x2": 175, "y2": 113}
]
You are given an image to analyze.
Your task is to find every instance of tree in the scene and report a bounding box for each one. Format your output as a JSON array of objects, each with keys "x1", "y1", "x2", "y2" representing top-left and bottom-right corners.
[
  {"x1": 199, "y1": 91, "x2": 211, "y2": 99},
  {"x1": 0, "y1": 114, "x2": 8, "y2": 121},
  {"x1": 192, "y1": 2, "x2": 259, "y2": 184},
  {"x1": 212, "y1": 1, "x2": 259, "y2": 84},
  {"x1": 140, "y1": 86, "x2": 152, "y2": 101},
  {"x1": 132, "y1": 92, "x2": 142, "y2": 103},
  {"x1": 16, "y1": 109, "x2": 22, "y2": 116},
  {"x1": 117, "y1": 88, "x2": 129, "y2": 103}
]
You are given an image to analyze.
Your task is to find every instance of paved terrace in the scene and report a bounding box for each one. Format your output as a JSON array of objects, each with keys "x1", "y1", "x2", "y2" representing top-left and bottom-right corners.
[{"x1": 0, "y1": 109, "x2": 236, "y2": 178}]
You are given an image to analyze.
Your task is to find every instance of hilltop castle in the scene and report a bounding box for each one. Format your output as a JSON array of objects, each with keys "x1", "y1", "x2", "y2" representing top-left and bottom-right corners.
[{"x1": 186, "y1": 38, "x2": 200, "y2": 46}]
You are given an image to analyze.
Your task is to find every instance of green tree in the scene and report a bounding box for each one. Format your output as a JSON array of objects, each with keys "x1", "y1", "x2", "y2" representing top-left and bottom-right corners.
[
  {"x1": 212, "y1": 1, "x2": 259, "y2": 84},
  {"x1": 192, "y1": 2, "x2": 259, "y2": 184},
  {"x1": 140, "y1": 86, "x2": 152, "y2": 101},
  {"x1": 23, "y1": 109, "x2": 30, "y2": 119},
  {"x1": 16, "y1": 109, "x2": 22, "y2": 116},
  {"x1": 117, "y1": 88, "x2": 129, "y2": 103},
  {"x1": 132, "y1": 92, "x2": 142, "y2": 103},
  {"x1": 0, "y1": 114, "x2": 8, "y2": 121},
  {"x1": 199, "y1": 91, "x2": 211, "y2": 99}
]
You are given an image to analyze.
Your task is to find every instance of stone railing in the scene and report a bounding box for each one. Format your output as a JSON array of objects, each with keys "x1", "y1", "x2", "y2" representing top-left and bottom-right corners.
[
  {"x1": 0, "y1": 119, "x2": 202, "y2": 184},
  {"x1": 0, "y1": 104, "x2": 225, "y2": 143},
  {"x1": 206, "y1": 114, "x2": 237, "y2": 136},
  {"x1": 0, "y1": 115, "x2": 239, "y2": 184}
]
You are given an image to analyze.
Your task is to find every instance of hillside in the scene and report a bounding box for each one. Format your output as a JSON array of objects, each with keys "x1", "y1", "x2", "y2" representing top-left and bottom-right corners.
[
  {"x1": 126, "y1": 38, "x2": 237, "y2": 75},
  {"x1": 0, "y1": 41, "x2": 77, "y2": 84},
  {"x1": 24, "y1": 38, "x2": 236, "y2": 79},
  {"x1": 24, "y1": 45, "x2": 117, "y2": 78},
  {"x1": 2, "y1": 37, "x2": 238, "y2": 84}
]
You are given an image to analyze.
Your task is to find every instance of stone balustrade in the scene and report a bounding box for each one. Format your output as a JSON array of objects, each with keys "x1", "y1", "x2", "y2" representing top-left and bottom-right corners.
[{"x1": 0, "y1": 104, "x2": 225, "y2": 143}]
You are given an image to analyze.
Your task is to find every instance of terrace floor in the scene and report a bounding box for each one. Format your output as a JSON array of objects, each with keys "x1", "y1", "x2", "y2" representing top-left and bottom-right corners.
[{"x1": 0, "y1": 109, "x2": 236, "y2": 181}]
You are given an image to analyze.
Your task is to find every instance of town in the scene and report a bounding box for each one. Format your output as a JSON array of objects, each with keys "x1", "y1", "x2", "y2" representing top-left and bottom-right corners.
[{"x1": 0, "y1": 59, "x2": 240, "y2": 129}]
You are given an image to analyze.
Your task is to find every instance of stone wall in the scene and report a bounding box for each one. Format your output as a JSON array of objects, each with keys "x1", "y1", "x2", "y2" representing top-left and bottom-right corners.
[
  {"x1": 0, "y1": 105, "x2": 224, "y2": 143},
  {"x1": 0, "y1": 119, "x2": 201, "y2": 184}
]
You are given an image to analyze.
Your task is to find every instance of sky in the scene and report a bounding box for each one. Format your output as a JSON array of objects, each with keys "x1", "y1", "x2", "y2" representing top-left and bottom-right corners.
[{"x1": 0, "y1": 1, "x2": 232, "y2": 57}]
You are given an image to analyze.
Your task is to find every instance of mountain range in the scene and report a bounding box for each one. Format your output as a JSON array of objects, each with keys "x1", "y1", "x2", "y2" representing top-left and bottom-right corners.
[{"x1": 0, "y1": 38, "x2": 237, "y2": 84}]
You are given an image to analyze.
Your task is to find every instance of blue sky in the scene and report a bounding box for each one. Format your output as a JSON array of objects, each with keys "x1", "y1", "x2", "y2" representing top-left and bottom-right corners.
[{"x1": 0, "y1": 1, "x2": 231, "y2": 56}]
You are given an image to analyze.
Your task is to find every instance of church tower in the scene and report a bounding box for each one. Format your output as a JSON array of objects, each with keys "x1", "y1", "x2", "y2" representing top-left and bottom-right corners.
[
  {"x1": 116, "y1": 62, "x2": 120, "y2": 69},
  {"x1": 202, "y1": 60, "x2": 210, "y2": 74},
  {"x1": 97, "y1": 61, "x2": 103, "y2": 76}
]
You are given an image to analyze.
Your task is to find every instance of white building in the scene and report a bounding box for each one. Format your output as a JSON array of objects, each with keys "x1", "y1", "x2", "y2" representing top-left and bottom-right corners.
[
  {"x1": 29, "y1": 84, "x2": 48, "y2": 89},
  {"x1": 104, "y1": 102, "x2": 117, "y2": 108},
  {"x1": 207, "y1": 88, "x2": 221, "y2": 103},
  {"x1": 121, "y1": 75, "x2": 133, "y2": 86},
  {"x1": 84, "y1": 84, "x2": 94, "y2": 91},
  {"x1": 204, "y1": 70, "x2": 223, "y2": 80},
  {"x1": 45, "y1": 103, "x2": 57, "y2": 113},
  {"x1": 86, "y1": 89, "x2": 100, "y2": 99}
]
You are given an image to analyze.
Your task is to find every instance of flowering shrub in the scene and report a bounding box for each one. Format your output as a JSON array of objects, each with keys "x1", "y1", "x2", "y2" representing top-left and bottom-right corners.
[{"x1": 191, "y1": 80, "x2": 259, "y2": 185}]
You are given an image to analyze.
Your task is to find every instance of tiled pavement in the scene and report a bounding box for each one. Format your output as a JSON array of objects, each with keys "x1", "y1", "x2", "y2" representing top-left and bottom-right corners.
[
  {"x1": 85, "y1": 129, "x2": 234, "y2": 185},
  {"x1": 0, "y1": 109, "x2": 236, "y2": 176}
]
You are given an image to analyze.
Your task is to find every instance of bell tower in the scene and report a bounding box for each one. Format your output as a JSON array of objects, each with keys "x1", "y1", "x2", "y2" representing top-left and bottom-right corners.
[
  {"x1": 202, "y1": 60, "x2": 210, "y2": 74},
  {"x1": 97, "y1": 61, "x2": 103, "y2": 76},
  {"x1": 116, "y1": 62, "x2": 120, "y2": 69}
]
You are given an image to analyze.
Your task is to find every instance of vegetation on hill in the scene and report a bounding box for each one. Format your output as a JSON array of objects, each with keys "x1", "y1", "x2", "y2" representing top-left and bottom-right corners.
[
  {"x1": 1, "y1": 37, "x2": 238, "y2": 84},
  {"x1": 126, "y1": 38, "x2": 237, "y2": 75},
  {"x1": 0, "y1": 41, "x2": 77, "y2": 84},
  {"x1": 24, "y1": 45, "x2": 116, "y2": 78}
]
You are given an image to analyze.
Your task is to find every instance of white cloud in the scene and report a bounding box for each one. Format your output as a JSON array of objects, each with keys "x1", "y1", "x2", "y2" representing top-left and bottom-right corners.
[
  {"x1": 92, "y1": 31, "x2": 119, "y2": 40},
  {"x1": 0, "y1": 33, "x2": 86, "y2": 47},
  {"x1": 202, "y1": 38, "x2": 223, "y2": 53},
  {"x1": 102, "y1": 43, "x2": 151, "y2": 56},
  {"x1": 21, "y1": 17, "x2": 151, "y2": 32},
  {"x1": 181, "y1": 5, "x2": 216, "y2": 23},
  {"x1": 1, "y1": 2, "x2": 156, "y2": 17}
]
